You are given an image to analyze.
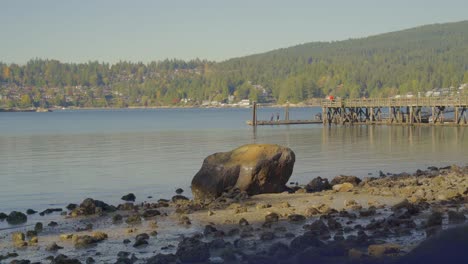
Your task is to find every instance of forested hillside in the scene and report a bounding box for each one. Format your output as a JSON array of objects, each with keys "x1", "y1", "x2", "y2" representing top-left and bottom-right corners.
[{"x1": 1, "y1": 21, "x2": 467, "y2": 108}]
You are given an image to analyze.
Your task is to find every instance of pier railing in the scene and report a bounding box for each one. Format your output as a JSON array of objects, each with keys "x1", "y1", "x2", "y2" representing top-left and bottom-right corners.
[{"x1": 321, "y1": 96, "x2": 468, "y2": 108}]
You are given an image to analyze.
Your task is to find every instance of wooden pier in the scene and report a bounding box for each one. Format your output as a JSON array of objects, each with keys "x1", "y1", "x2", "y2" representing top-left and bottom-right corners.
[{"x1": 248, "y1": 97, "x2": 468, "y2": 126}]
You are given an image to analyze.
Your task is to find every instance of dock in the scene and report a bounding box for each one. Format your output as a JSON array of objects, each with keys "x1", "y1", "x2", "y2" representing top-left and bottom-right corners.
[
  {"x1": 248, "y1": 97, "x2": 468, "y2": 126},
  {"x1": 246, "y1": 120, "x2": 322, "y2": 126}
]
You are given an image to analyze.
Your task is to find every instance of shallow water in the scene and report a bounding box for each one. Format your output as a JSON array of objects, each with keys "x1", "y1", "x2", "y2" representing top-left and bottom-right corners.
[{"x1": 0, "y1": 108, "x2": 466, "y2": 214}]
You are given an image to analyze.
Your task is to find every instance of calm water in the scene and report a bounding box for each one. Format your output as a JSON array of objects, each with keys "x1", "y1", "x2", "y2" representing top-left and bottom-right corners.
[{"x1": 0, "y1": 107, "x2": 467, "y2": 213}]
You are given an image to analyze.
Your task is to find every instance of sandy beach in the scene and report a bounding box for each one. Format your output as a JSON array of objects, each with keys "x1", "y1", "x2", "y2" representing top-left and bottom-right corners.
[{"x1": 0, "y1": 165, "x2": 467, "y2": 264}]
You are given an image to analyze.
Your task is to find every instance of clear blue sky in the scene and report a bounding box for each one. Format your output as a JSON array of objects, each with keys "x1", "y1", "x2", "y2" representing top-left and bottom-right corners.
[{"x1": 1, "y1": 0, "x2": 466, "y2": 64}]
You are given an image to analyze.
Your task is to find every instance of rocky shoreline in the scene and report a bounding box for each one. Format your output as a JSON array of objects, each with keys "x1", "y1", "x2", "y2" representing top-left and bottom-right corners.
[{"x1": 0, "y1": 165, "x2": 467, "y2": 264}]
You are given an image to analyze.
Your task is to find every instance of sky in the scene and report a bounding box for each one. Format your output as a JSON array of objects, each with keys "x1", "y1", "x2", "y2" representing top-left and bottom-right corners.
[{"x1": 1, "y1": 0, "x2": 467, "y2": 64}]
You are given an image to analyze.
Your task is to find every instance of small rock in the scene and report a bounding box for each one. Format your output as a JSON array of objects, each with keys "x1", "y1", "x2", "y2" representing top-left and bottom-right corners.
[
  {"x1": 12, "y1": 232, "x2": 27, "y2": 247},
  {"x1": 172, "y1": 195, "x2": 189, "y2": 203},
  {"x1": 26, "y1": 230, "x2": 37, "y2": 238},
  {"x1": 288, "y1": 214, "x2": 306, "y2": 222},
  {"x1": 92, "y1": 231, "x2": 108, "y2": 241},
  {"x1": 133, "y1": 238, "x2": 149, "y2": 248},
  {"x1": 53, "y1": 254, "x2": 81, "y2": 264},
  {"x1": 175, "y1": 188, "x2": 184, "y2": 194},
  {"x1": 304, "y1": 207, "x2": 321, "y2": 217},
  {"x1": 204, "y1": 225, "x2": 218, "y2": 236},
  {"x1": 66, "y1": 203, "x2": 78, "y2": 210},
  {"x1": 146, "y1": 254, "x2": 177, "y2": 264},
  {"x1": 142, "y1": 209, "x2": 161, "y2": 218},
  {"x1": 123, "y1": 239, "x2": 131, "y2": 244},
  {"x1": 6, "y1": 211, "x2": 27, "y2": 225},
  {"x1": 26, "y1": 209, "x2": 37, "y2": 215},
  {"x1": 0, "y1": 212, "x2": 8, "y2": 220},
  {"x1": 260, "y1": 231, "x2": 275, "y2": 241},
  {"x1": 368, "y1": 243, "x2": 400, "y2": 257},
  {"x1": 121, "y1": 193, "x2": 136, "y2": 202},
  {"x1": 46, "y1": 242, "x2": 63, "y2": 251},
  {"x1": 126, "y1": 214, "x2": 142, "y2": 225},
  {"x1": 265, "y1": 212, "x2": 279, "y2": 223},
  {"x1": 256, "y1": 203, "x2": 272, "y2": 210},
  {"x1": 60, "y1": 234, "x2": 73, "y2": 241},
  {"x1": 40, "y1": 208, "x2": 63, "y2": 215},
  {"x1": 239, "y1": 218, "x2": 249, "y2": 226},
  {"x1": 305, "y1": 176, "x2": 331, "y2": 192},
  {"x1": 113, "y1": 214, "x2": 123, "y2": 223},
  {"x1": 331, "y1": 175, "x2": 362, "y2": 186},
  {"x1": 34, "y1": 222, "x2": 43, "y2": 233},
  {"x1": 179, "y1": 215, "x2": 191, "y2": 225},
  {"x1": 234, "y1": 207, "x2": 248, "y2": 214},
  {"x1": 333, "y1": 183, "x2": 354, "y2": 192},
  {"x1": 176, "y1": 237, "x2": 210, "y2": 263},
  {"x1": 48, "y1": 221, "x2": 58, "y2": 227}
]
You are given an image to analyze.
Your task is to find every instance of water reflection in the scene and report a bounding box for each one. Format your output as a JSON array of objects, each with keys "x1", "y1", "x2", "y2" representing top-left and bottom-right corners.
[{"x1": 0, "y1": 109, "x2": 466, "y2": 212}]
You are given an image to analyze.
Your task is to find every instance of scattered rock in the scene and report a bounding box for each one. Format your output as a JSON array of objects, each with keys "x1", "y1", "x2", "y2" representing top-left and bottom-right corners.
[
  {"x1": 142, "y1": 209, "x2": 161, "y2": 218},
  {"x1": 331, "y1": 175, "x2": 362, "y2": 186},
  {"x1": 256, "y1": 203, "x2": 272, "y2": 210},
  {"x1": 239, "y1": 218, "x2": 249, "y2": 226},
  {"x1": 305, "y1": 176, "x2": 331, "y2": 192},
  {"x1": 290, "y1": 234, "x2": 325, "y2": 253},
  {"x1": 113, "y1": 214, "x2": 123, "y2": 223},
  {"x1": 46, "y1": 242, "x2": 63, "y2": 251},
  {"x1": 265, "y1": 212, "x2": 279, "y2": 223},
  {"x1": 368, "y1": 243, "x2": 400, "y2": 257},
  {"x1": 34, "y1": 222, "x2": 43, "y2": 233},
  {"x1": 26, "y1": 209, "x2": 37, "y2": 215},
  {"x1": 72, "y1": 198, "x2": 115, "y2": 216},
  {"x1": 126, "y1": 214, "x2": 142, "y2": 225},
  {"x1": 288, "y1": 214, "x2": 306, "y2": 222},
  {"x1": 26, "y1": 230, "x2": 37, "y2": 238},
  {"x1": 121, "y1": 193, "x2": 136, "y2": 202},
  {"x1": 0, "y1": 212, "x2": 7, "y2": 220},
  {"x1": 133, "y1": 238, "x2": 149, "y2": 248},
  {"x1": 12, "y1": 232, "x2": 27, "y2": 247},
  {"x1": 176, "y1": 237, "x2": 210, "y2": 263},
  {"x1": 191, "y1": 144, "x2": 295, "y2": 200},
  {"x1": 260, "y1": 231, "x2": 275, "y2": 241},
  {"x1": 179, "y1": 215, "x2": 191, "y2": 225},
  {"x1": 304, "y1": 207, "x2": 321, "y2": 217},
  {"x1": 52, "y1": 254, "x2": 81, "y2": 264},
  {"x1": 66, "y1": 203, "x2": 78, "y2": 210},
  {"x1": 175, "y1": 188, "x2": 184, "y2": 194},
  {"x1": 48, "y1": 221, "x2": 58, "y2": 227},
  {"x1": 117, "y1": 203, "x2": 135, "y2": 211},
  {"x1": 6, "y1": 211, "x2": 27, "y2": 225},
  {"x1": 332, "y1": 182, "x2": 354, "y2": 192},
  {"x1": 146, "y1": 253, "x2": 177, "y2": 264},
  {"x1": 40, "y1": 208, "x2": 63, "y2": 215},
  {"x1": 171, "y1": 195, "x2": 189, "y2": 203},
  {"x1": 73, "y1": 232, "x2": 107, "y2": 248}
]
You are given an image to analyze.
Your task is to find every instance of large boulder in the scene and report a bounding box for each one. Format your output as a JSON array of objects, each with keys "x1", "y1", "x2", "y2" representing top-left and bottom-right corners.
[{"x1": 191, "y1": 144, "x2": 295, "y2": 200}]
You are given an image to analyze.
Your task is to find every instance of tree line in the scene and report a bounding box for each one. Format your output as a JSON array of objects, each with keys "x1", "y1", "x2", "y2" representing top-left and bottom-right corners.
[{"x1": 1, "y1": 21, "x2": 468, "y2": 108}]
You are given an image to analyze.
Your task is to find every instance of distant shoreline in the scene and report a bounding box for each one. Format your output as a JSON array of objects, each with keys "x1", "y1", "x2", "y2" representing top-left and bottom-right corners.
[{"x1": 0, "y1": 103, "x2": 321, "y2": 112}]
